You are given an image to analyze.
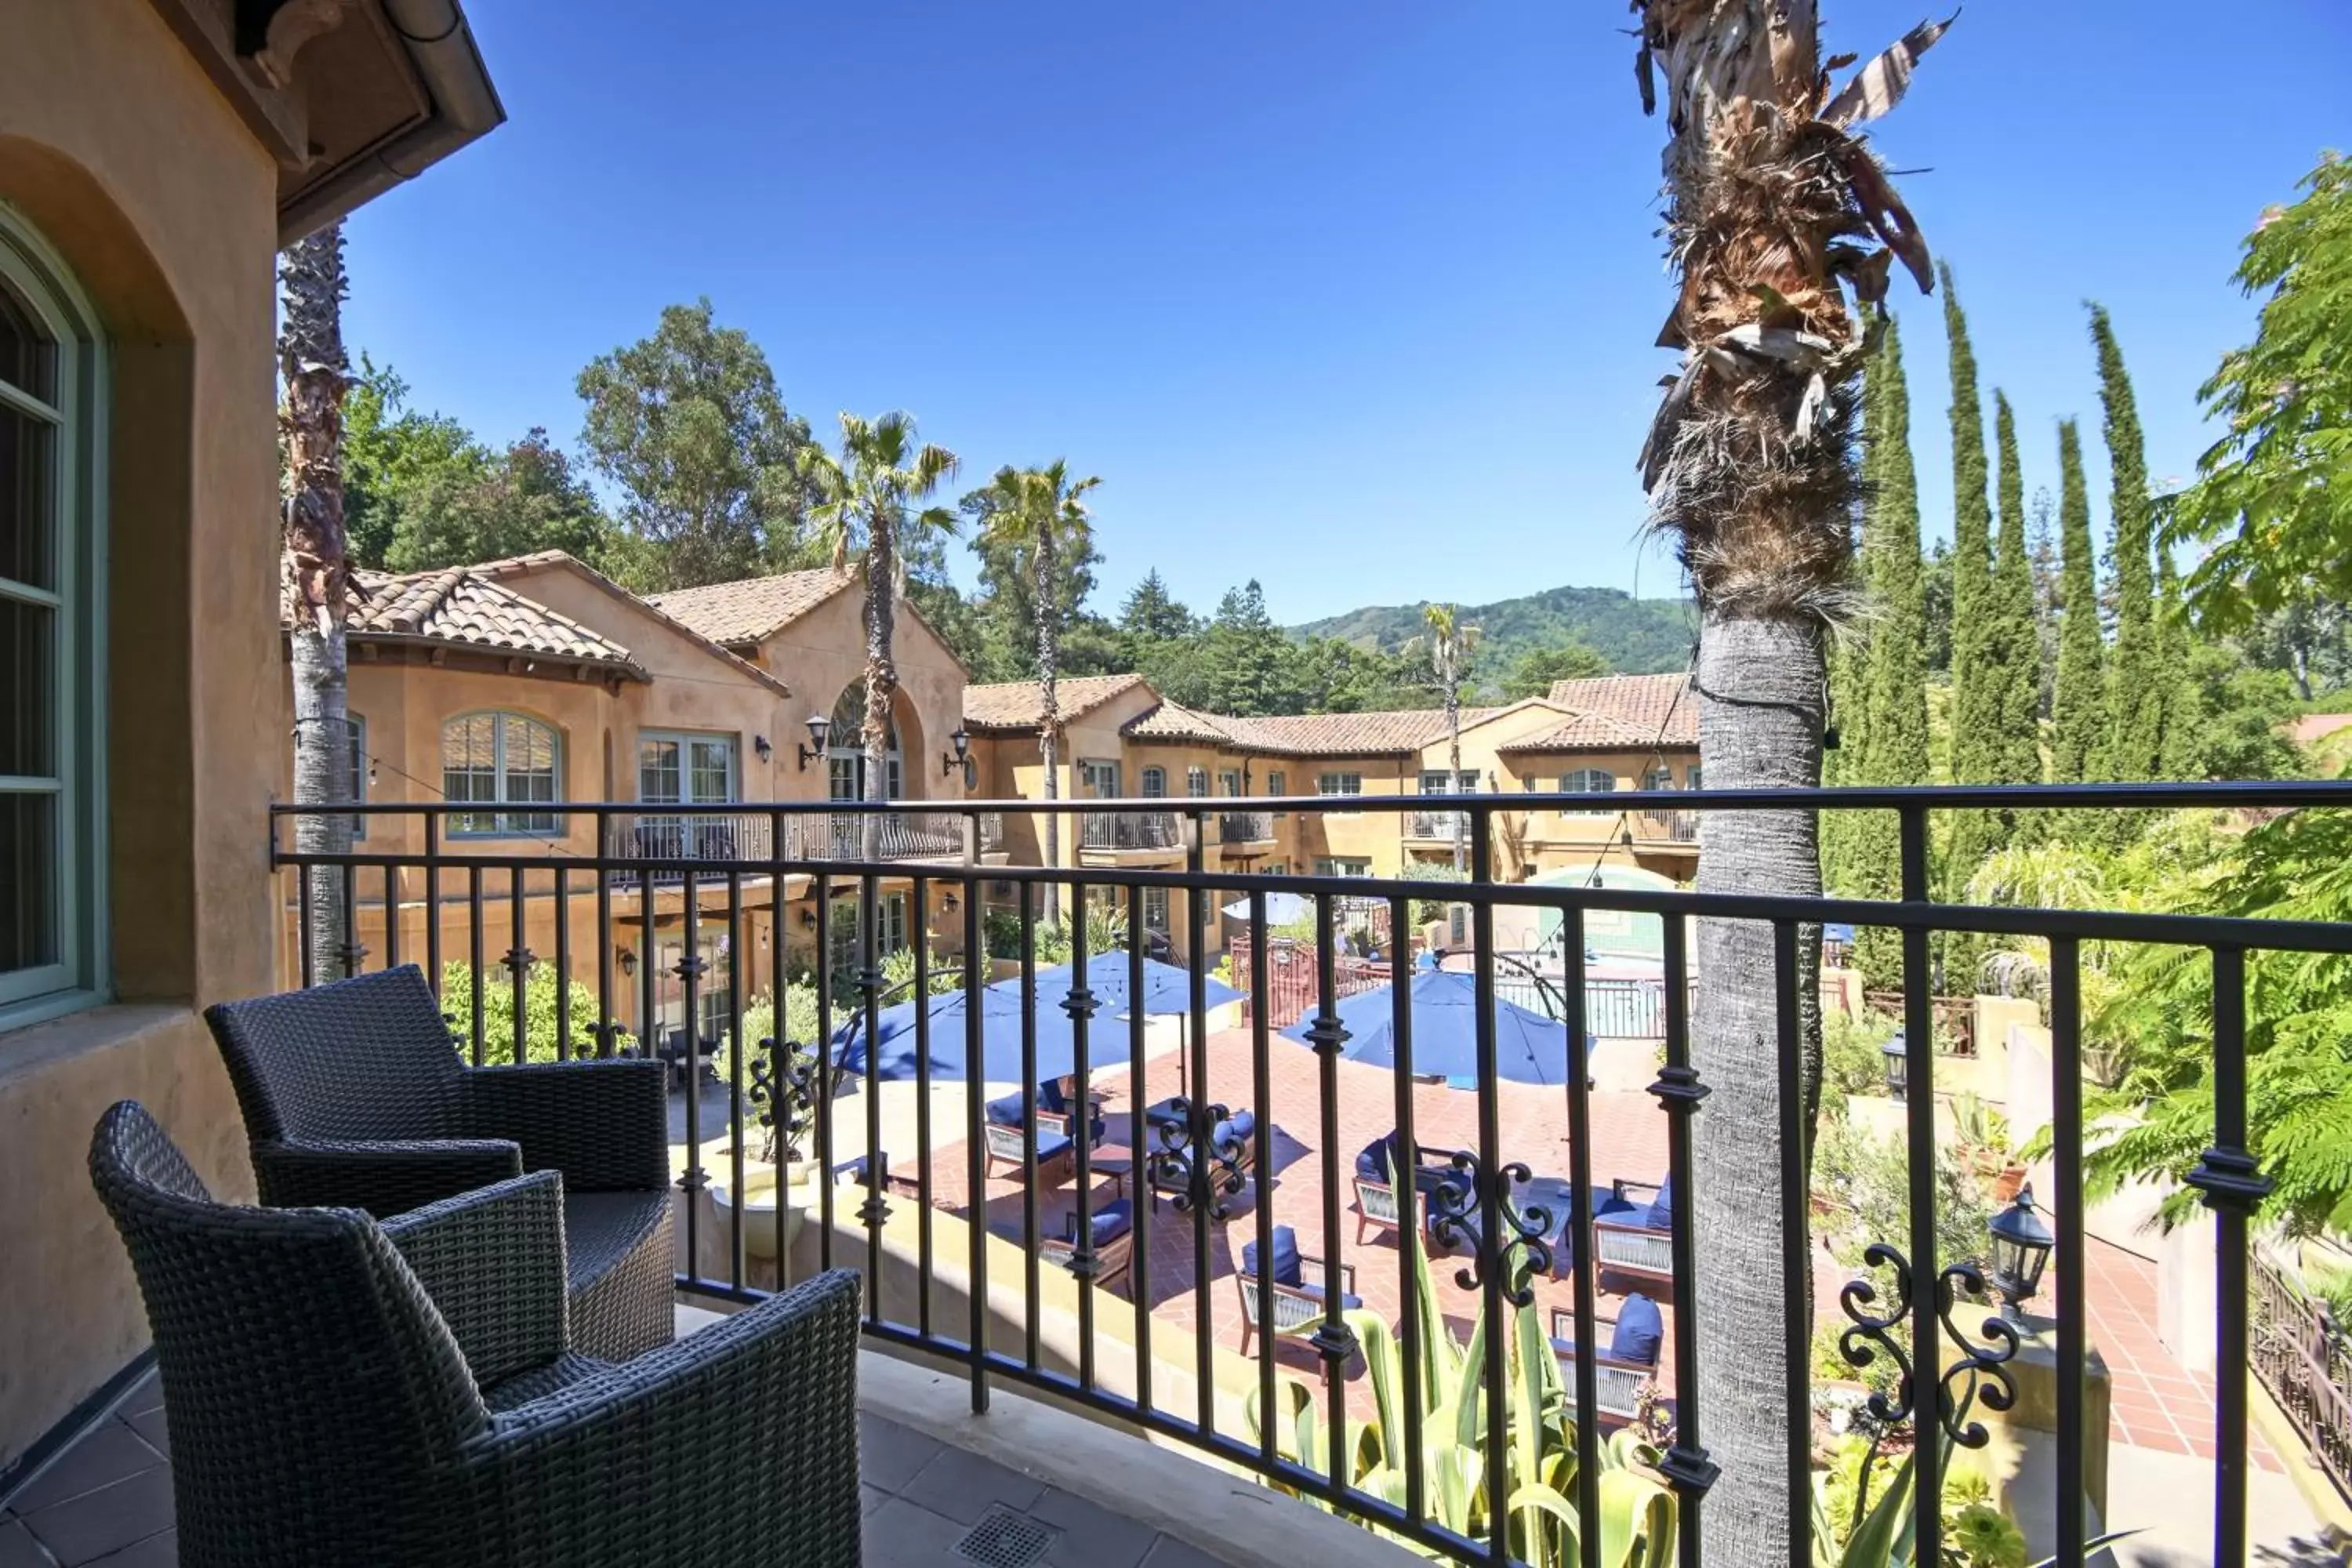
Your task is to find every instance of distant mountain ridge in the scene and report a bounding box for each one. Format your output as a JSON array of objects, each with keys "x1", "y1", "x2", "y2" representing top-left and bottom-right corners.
[{"x1": 1293, "y1": 583, "x2": 1697, "y2": 682}]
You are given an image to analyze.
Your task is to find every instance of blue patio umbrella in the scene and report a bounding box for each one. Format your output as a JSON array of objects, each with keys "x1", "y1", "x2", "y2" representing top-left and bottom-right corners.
[
  {"x1": 1278, "y1": 969, "x2": 1587, "y2": 1087},
  {"x1": 832, "y1": 985, "x2": 1083, "y2": 1086},
  {"x1": 993, "y1": 953, "x2": 1243, "y2": 1019},
  {"x1": 1222, "y1": 891, "x2": 1310, "y2": 926}
]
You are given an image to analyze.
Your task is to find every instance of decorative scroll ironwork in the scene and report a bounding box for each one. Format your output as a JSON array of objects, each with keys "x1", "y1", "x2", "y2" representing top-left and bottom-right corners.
[
  {"x1": 1934, "y1": 1261, "x2": 2019, "y2": 1447},
  {"x1": 1836, "y1": 1242, "x2": 1920, "y2": 1427},
  {"x1": 750, "y1": 1036, "x2": 820, "y2": 1164},
  {"x1": 1427, "y1": 1150, "x2": 1555, "y2": 1306},
  {"x1": 1148, "y1": 1097, "x2": 1249, "y2": 1222}
]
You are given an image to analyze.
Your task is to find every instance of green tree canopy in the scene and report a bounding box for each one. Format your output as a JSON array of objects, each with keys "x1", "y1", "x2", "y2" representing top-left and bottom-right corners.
[
  {"x1": 341, "y1": 357, "x2": 488, "y2": 571},
  {"x1": 1500, "y1": 641, "x2": 1612, "y2": 700},
  {"x1": 384, "y1": 428, "x2": 615, "y2": 574},
  {"x1": 2051, "y1": 419, "x2": 2106, "y2": 785},
  {"x1": 2165, "y1": 153, "x2": 2352, "y2": 635},
  {"x1": 1194, "y1": 581, "x2": 1304, "y2": 717},
  {"x1": 575, "y1": 298, "x2": 812, "y2": 590},
  {"x1": 1987, "y1": 392, "x2": 2045, "y2": 789},
  {"x1": 1116, "y1": 569, "x2": 1198, "y2": 644},
  {"x1": 2090, "y1": 303, "x2": 2165, "y2": 782}
]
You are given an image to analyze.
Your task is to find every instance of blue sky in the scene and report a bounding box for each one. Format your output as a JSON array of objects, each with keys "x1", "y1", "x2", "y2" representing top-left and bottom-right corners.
[{"x1": 343, "y1": 0, "x2": 2351, "y2": 626}]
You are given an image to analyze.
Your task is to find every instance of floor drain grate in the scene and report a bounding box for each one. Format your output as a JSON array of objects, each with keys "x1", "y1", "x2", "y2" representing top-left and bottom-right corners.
[{"x1": 953, "y1": 1506, "x2": 1058, "y2": 1568}]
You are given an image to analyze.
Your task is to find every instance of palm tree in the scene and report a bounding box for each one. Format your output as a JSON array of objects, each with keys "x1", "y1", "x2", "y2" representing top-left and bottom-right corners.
[
  {"x1": 796, "y1": 412, "x2": 960, "y2": 859},
  {"x1": 974, "y1": 462, "x2": 1101, "y2": 927},
  {"x1": 280, "y1": 222, "x2": 358, "y2": 982},
  {"x1": 1627, "y1": 7, "x2": 1951, "y2": 1560},
  {"x1": 1406, "y1": 604, "x2": 1482, "y2": 872}
]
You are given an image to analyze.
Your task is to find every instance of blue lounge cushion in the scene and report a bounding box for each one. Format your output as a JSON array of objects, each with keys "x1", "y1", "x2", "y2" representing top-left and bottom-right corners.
[
  {"x1": 1034, "y1": 1132, "x2": 1074, "y2": 1163},
  {"x1": 1645, "y1": 1175, "x2": 1674, "y2": 1233},
  {"x1": 1298, "y1": 1281, "x2": 1363, "y2": 1311},
  {"x1": 1066, "y1": 1200, "x2": 1133, "y2": 1245},
  {"x1": 1242, "y1": 1224, "x2": 1302, "y2": 1287},
  {"x1": 1039, "y1": 1080, "x2": 1070, "y2": 1115},
  {"x1": 1215, "y1": 1109, "x2": 1257, "y2": 1148},
  {"x1": 1356, "y1": 1131, "x2": 1407, "y2": 1181},
  {"x1": 1610, "y1": 1293, "x2": 1664, "y2": 1365},
  {"x1": 985, "y1": 1091, "x2": 1025, "y2": 1127}
]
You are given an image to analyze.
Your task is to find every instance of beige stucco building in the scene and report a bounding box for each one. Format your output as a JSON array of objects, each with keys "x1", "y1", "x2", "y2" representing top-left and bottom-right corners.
[{"x1": 0, "y1": 0, "x2": 503, "y2": 1472}]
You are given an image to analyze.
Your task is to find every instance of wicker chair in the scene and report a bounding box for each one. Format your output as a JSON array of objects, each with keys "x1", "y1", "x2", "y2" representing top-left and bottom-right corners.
[
  {"x1": 204, "y1": 964, "x2": 675, "y2": 1361},
  {"x1": 89, "y1": 1101, "x2": 864, "y2": 1568}
]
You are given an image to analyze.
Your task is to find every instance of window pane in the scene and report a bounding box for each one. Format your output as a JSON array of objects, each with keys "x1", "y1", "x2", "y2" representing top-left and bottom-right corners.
[
  {"x1": 1, "y1": 791, "x2": 58, "y2": 974},
  {"x1": 0, "y1": 278, "x2": 56, "y2": 407},
  {"x1": 639, "y1": 739, "x2": 681, "y2": 802},
  {"x1": 1, "y1": 404, "x2": 56, "y2": 591},
  {"x1": 690, "y1": 739, "x2": 731, "y2": 804},
  {"x1": 1, "y1": 596, "x2": 53, "y2": 777}
]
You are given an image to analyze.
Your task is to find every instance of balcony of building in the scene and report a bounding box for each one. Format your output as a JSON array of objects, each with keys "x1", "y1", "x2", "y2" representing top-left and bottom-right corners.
[
  {"x1": 1078, "y1": 809, "x2": 1185, "y2": 862},
  {"x1": 1216, "y1": 810, "x2": 1276, "y2": 851}
]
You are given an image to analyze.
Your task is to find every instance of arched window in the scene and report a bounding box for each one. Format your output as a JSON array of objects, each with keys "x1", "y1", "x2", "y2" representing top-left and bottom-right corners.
[
  {"x1": 826, "y1": 686, "x2": 902, "y2": 800},
  {"x1": 2, "y1": 212, "x2": 106, "y2": 1023},
  {"x1": 1186, "y1": 766, "x2": 1209, "y2": 798},
  {"x1": 1141, "y1": 766, "x2": 1167, "y2": 798},
  {"x1": 444, "y1": 713, "x2": 561, "y2": 836},
  {"x1": 1560, "y1": 768, "x2": 1617, "y2": 814}
]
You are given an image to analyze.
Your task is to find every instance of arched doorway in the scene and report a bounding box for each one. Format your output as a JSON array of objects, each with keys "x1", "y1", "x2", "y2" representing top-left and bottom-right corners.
[{"x1": 826, "y1": 685, "x2": 902, "y2": 803}]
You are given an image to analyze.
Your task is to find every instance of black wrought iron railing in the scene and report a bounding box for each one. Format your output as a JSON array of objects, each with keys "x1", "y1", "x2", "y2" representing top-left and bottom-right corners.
[
  {"x1": 266, "y1": 782, "x2": 2347, "y2": 1568},
  {"x1": 1407, "y1": 808, "x2": 1469, "y2": 841},
  {"x1": 601, "y1": 808, "x2": 965, "y2": 876},
  {"x1": 2250, "y1": 1254, "x2": 2352, "y2": 1505},
  {"x1": 1219, "y1": 809, "x2": 1275, "y2": 845},
  {"x1": 1080, "y1": 809, "x2": 1181, "y2": 851}
]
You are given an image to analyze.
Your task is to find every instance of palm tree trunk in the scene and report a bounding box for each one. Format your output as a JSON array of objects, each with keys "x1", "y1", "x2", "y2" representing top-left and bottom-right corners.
[
  {"x1": 1446, "y1": 696, "x2": 1465, "y2": 873},
  {"x1": 1036, "y1": 532, "x2": 1062, "y2": 928},
  {"x1": 861, "y1": 514, "x2": 897, "y2": 864},
  {"x1": 280, "y1": 223, "x2": 354, "y2": 985},
  {"x1": 1690, "y1": 611, "x2": 1824, "y2": 1565}
]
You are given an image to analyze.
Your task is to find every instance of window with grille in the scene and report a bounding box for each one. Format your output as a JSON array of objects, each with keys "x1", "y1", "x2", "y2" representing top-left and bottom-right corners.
[{"x1": 444, "y1": 713, "x2": 562, "y2": 836}]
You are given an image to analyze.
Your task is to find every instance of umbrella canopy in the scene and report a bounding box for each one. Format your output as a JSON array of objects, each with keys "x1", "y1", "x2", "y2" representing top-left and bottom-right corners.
[
  {"x1": 994, "y1": 953, "x2": 1242, "y2": 1018},
  {"x1": 833, "y1": 986, "x2": 1084, "y2": 1085},
  {"x1": 1222, "y1": 891, "x2": 1310, "y2": 925},
  {"x1": 1278, "y1": 969, "x2": 1587, "y2": 1087}
]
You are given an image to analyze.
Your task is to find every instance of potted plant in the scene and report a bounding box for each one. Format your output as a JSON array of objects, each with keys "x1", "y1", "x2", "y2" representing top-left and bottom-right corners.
[{"x1": 1951, "y1": 1091, "x2": 2027, "y2": 1203}]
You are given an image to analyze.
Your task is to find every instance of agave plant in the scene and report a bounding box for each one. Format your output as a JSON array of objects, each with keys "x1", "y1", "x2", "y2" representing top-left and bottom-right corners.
[{"x1": 1244, "y1": 1236, "x2": 1677, "y2": 1567}]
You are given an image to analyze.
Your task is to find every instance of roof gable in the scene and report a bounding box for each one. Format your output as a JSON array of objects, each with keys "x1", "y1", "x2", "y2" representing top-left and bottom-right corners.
[
  {"x1": 460, "y1": 551, "x2": 793, "y2": 699},
  {"x1": 965, "y1": 673, "x2": 1154, "y2": 731},
  {"x1": 1541, "y1": 673, "x2": 1697, "y2": 746},
  {"x1": 307, "y1": 565, "x2": 649, "y2": 681},
  {"x1": 644, "y1": 568, "x2": 855, "y2": 647}
]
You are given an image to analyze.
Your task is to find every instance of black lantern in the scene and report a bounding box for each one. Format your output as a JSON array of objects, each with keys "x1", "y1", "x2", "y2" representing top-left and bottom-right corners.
[
  {"x1": 796, "y1": 714, "x2": 830, "y2": 771},
  {"x1": 1986, "y1": 1185, "x2": 2054, "y2": 1323},
  {"x1": 753, "y1": 734, "x2": 774, "y2": 763},
  {"x1": 617, "y1": 948, "x2": 637, "y2": 978},
  {"x1": 942, "y1": 726, "x2": 971, "y2": 778},
  {"x1": 1880, "y1": 1029, "x2": 1908, "y2": 1102}
]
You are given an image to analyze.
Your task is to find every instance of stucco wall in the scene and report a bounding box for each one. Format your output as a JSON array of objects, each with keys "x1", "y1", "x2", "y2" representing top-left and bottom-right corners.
[
  {"x1": 752, "y1": 590, "x2": 967, "y2": 808},
  {"x1": 0, "y1": 0, "x2": 281, "y2": 1468}
]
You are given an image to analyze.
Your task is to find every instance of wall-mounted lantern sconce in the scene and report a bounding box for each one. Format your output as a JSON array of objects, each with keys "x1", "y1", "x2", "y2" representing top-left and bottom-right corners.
[
  {"x1": 1486, "y1": 771, "x2": 1499, "y2": 793},
  {"x1": 941, "y1": 726, "x2": 971, "y2": 779},
  {"x1": 799, "y1": 907, "x2": 818, "y2": 931},
  {"x1": 796, "y1": 714, "x2": 829, "y2": 771},
  {"x1": 942, "y1": 891, "x2": 960, "y2": 915},
  {"x1": 617, "y1": 948, "x2": 637, "y2": 978},
  {"x1": 754, "y1": 734, "x2": 774, "y2": 763}
]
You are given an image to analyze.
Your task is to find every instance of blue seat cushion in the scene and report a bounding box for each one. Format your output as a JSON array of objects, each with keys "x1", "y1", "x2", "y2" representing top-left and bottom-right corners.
[
  {"x1": 985, "y1": 1091, "x2": 1025, "y2": 1127},
  {"x1": 1645, "y1": 1175, "x2": 1674, "y2": 1233},
  {"x1": 1034, "y1": 1132, "x2": 1074, "y2": 1163},
  {"x1": 1356, "y1": 1131, "x2": 1406, "y2": 1181},
  {"x1": 1215, "y1": 1109, "x2": 1257, "y2": 1148},
  {"x1": 1594, "y1": 1191, "x2": 1641, "y2": 1223},
  {"x1": 1298, "y1": 1281, "x2": 1363, "y2": 1311},
  {"x1": 1242, "y1": 1224, "x2": 1302, "y2": 1287},
  {"x1": 1610, "y1": 1293, "x2": 1664, "y2": 1364},
  {"x1": 1067, "y1": 1200, "x2": 1132, "y2": 1245}
]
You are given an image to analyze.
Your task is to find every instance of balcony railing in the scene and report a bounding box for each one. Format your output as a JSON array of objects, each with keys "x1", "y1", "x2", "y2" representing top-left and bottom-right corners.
[
  {"x1": 1642, "y1": 806, "x2": 1700, "y2": 842},
  {"x1": 1218, "y1": 809, "x2": 1275, "y2": 845},
  {"x1": 267, "y1": 783, "x2": 2344, "y2": 1567},
  {"x1": 602, "y1": 808, "x2": 964, "y2": 877},
  {"x1": 1079, "y1": 808, "x2": 1181, "y2": 852},
  {"x1": 1406, "y1": 808, "x2": 1468, "y2": 842}
]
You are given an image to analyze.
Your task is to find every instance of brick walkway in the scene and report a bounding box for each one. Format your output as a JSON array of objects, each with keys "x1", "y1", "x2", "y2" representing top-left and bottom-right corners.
[{"x1": 885, "y1": 1026, "x2": 2283, "y2": 1471}]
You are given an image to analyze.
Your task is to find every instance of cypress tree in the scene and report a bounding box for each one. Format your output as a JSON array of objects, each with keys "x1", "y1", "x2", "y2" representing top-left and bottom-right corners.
[
  {"x1": 1989, "y1": 392, "x2": 2045, "y2": 789},
  {"x1": 1852, "y1": 319, "x2": 1929, "y2": 985},
  {"x1": 2155, "y1": 550, "x2": 2198, "y2": 781},
  {"x1": 1820, "y1": 321, "x2": 1886, "y2": 901},
  {"x1": 1943, "y1": 266, "x2": 1994, "y2": 782},
  {"x1": 2050, "y1": 419, "x2": 2106, "y2": 785},
  {"x1": 2091, "y1": 303, "x2": 2163, "y2": 782}
]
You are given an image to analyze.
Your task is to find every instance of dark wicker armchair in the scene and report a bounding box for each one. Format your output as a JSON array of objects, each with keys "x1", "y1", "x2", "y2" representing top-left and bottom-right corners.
[
  {"x1": 204, "y1": 964, "x2": 675, "y2": 1360},
  {"x1": 90, "y1": 1101, "x2": 864, "y2": 1568}
]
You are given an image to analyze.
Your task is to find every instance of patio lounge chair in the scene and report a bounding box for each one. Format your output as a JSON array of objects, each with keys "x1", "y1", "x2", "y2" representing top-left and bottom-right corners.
[
  {"x1": 89, "y1": 1100, "x2": 863, "y2": 1568},
  {"x1": 1549, "y1": 1292, "x2": 1664, "y2": 1427},
  {"x1": 204, "y1": 964, "x2": 676, "y2": 1362},
  {"x1": 982, "y1": 1088, "x2": 1106, "y2": 1182},
  {"x1": 1352, "y1": 1131, "x2": 1450, "y2": 1243},
  {"x1": 1041, "y1": 1199, "x2": 1134, "y2": 1295},
  {"x1": 1237, "y1": 1224, "x2": 1359, "y2": 1356},
  {"x1": 1590, "y1": 1174, "x2": 1675, "y2": 1290},
  {"x1": 1144, "y1": 1107, "x2": 1258, "y2": 1215}
]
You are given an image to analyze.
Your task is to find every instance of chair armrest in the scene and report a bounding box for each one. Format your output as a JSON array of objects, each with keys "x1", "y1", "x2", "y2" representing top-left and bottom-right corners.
[
  {"x1": 464, "y1": 1058, "x2": 670, "y2": 1192},
  {"x1": 382, "y1": 1171, "x2": 568, "y2": 1385},
  {"x1": 1301, "y1": 1253, "x2": 1356, "y2": 1296},
  {"x1": 479, "y1": 1271, "x2": 863, "y2": 1561},
  {"x1": 1612, "y1": 1178, "x2": 1662, "y2": 1207},
  {"x1": 252, "y1": 1137, "x2": 522, "y2": 1216}
]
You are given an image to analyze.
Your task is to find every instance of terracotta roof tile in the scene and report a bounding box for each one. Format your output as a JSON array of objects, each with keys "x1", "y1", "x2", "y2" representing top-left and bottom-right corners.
[
  {"x1": 1496, "y1": 711, "x2": 1663, "y2": 753},
  {"x1": 964, "y1": 673, "x2": 1152, "y2": 731},
  {"x1": 1121, "y1": 700, "x2": 1240, "y2": 745},
  {"x1": 645, "y1": 568, "x2": 856, "y2": 645},
  {"x1": 1221, "y1": 708, "x2": 1480, "y2": 756},
  {"x1": 307, "y1": 567, "x2": 650, "y2": 679},
  {"x1": 464, "y1": 551, "x2": 793, "y2": 698},
  {"x1": 1540, "y1": 673, "x2": 1697, "y2": 746}
]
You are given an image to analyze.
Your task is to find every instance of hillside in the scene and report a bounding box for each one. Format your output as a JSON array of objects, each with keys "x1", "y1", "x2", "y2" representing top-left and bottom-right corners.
[{"x1": 1294, "y1": 584, "x2": 1697, "y2": 682}]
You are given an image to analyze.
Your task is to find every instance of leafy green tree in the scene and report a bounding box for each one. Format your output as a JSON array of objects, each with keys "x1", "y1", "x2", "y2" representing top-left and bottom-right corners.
[
  {"x1": 2026, "y1": 485, "x2": 2063, "y2": 720},
  {"x1": 1941, "y1": 265, "x2": 1994, "y2": 735},
  {"x1": 972, "y1": 462, "x2": 1102, "y2": 923},
  {"x1": 2165, "y1": 153, "x2": 2352, "y2": 635},
  {"x1": 384, "y1": 428, "x2": 615, "y2": 573},
  {"x1": 796, "y1": 412, "x2": 960, "y2": 855},
  {"x1": 1291, "y1": 636, "x2": 1419, "y2": 713},
  {"x1": 1987, "y1": 393, "x2": 2045, "y2": 790},
  {"x1": 575, "y1": 299, "x2": 811, "y2": 590},
  {"x1": 341, "y1": 356, "x2": 488, "y2": 571},
  {"x1": 2050, "y1": 419, "x2": 2106, "y2": 784},
  {"x1": 1919, "y1": 537, "x2": 1953, "y2": 677},
  {"x1": 1196, "y1": 581, "x2": 1304, "y2": 717},
  {"x1": 440, "y1": 961, "x2": 631, "y2": 1063},
  {"x1": 2244, "y1": 597, "x2": 2352, "y2": 702},
  {"x1": 1116, "y1": 569, "x2": 1197, "y2": 644},
  {"x1": 962, "y1": 470, "x2": 1107, "y2": 683},
  {"x1": 1499, "y1": 641, "x2": 1611, "y2": 700},
  {"x1": 2090, "y1": 303, "x2": 2165, "y2": 783}
]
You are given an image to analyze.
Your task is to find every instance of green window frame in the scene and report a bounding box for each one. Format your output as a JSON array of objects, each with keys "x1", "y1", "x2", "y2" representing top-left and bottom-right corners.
[
  {"x1": 347, "y1": 716, "x2": 368, "y2": 841},
  {"x1": 1, "y1": 209, "x2": 107, "y2": 1029},
  {"x1": 443, "y1": 711, "x2": 563, "y2": 837},
  {"x1": 1314, "y1": 857, "x2": 1372, "y2": 878}
]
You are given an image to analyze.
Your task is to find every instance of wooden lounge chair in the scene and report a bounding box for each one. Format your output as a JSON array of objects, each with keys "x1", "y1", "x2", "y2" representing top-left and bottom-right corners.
[
  {"x1": 1237, "y1": 1224, "x2": 1359, "y2": 1357},
  {"x1": 1591, "y1": 1175, "x2": 1675, "y2": 1290},
  {"x1": 1041, "y1": 1200, "x2": 1134, "y2": 1296},
  {"x1": 982, "y1": 1088, "x2": 1105, "y2": 1183},
  {"x1": 1549, "y1": 1292, "x2": 1664, "y2": 1427}
]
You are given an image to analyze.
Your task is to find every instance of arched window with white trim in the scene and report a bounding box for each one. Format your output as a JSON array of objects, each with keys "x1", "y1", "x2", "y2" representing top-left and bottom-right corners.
[
  {"x1": 1560, "y1": 768, "x2": 1617, "y2": 815},
  {"x1": 443, "y1": 712, "x2": 561, "y2": 836},
  {"x1": 826, "y1": 685, "x2": 901, "y2": 800},
  {"x1": 1, "y1": 212, "x2": 106, "y2": 1026}
]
